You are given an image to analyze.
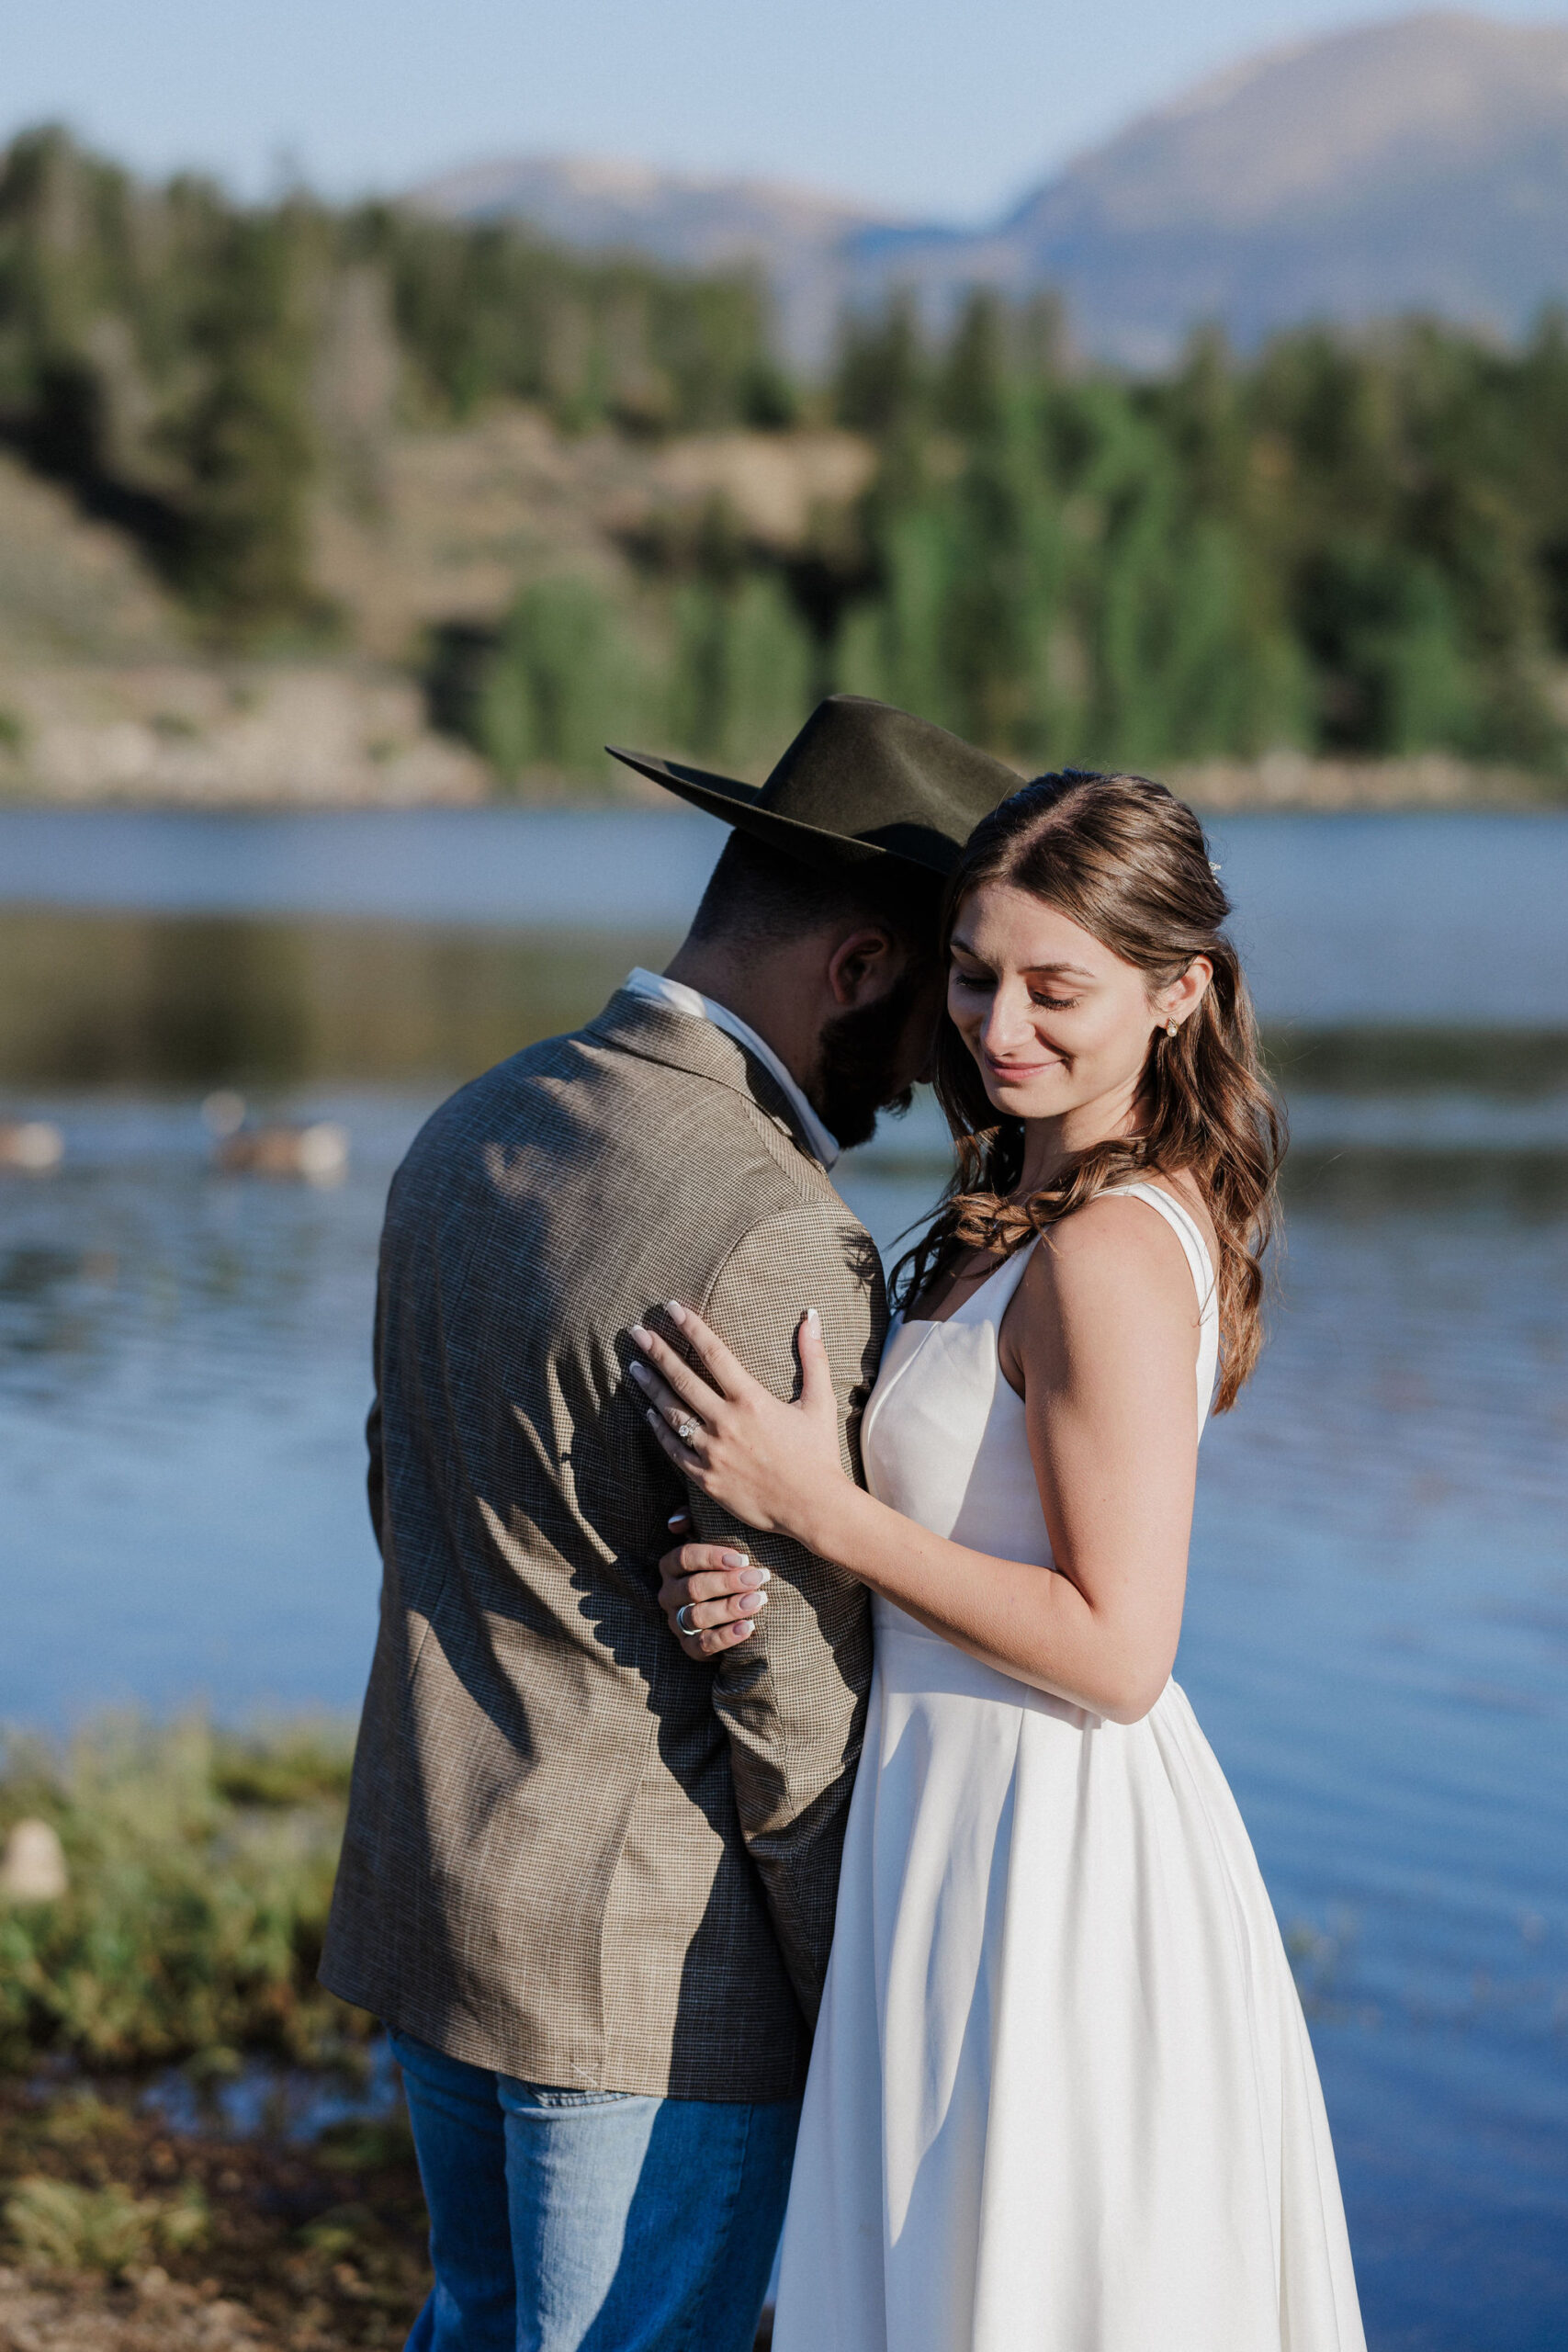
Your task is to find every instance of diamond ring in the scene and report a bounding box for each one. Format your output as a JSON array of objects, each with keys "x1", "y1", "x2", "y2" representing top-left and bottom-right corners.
[{"x1": 676, "y1": 1419, "x2": 698, "y2": 1445}]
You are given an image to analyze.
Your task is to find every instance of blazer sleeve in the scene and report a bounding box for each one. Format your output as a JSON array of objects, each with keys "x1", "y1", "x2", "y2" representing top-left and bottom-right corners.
[{"x1": 691, "y1": 1205, "x2": 881, "y2": 2021}]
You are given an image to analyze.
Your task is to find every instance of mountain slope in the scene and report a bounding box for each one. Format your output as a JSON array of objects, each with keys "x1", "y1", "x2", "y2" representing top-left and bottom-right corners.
[
  {"x1": 416, "y1": 12, "x2": 1568, "y2": 366},
  {"x1": 411, "y1": 155, "x2": 894, "y2": 366},
  {"x1": 845, "y1": 11, "x2": 1568, "y2": 360}
]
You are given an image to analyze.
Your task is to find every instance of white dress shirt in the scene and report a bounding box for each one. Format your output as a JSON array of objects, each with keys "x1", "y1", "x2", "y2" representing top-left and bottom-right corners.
[{"x1": 623, "y1": 967, "x2": 840, "y2": 1170}]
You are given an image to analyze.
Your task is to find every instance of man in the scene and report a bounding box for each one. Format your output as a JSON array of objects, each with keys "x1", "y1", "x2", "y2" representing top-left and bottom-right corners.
[{"x1": 321, "y1": 696, "x2": 1021, "y2": 2351}]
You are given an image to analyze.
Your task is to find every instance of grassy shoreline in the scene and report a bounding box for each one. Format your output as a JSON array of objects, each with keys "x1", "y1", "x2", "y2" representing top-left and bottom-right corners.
[
  {"x1": 0, "y1": 1717, "x2": 366, "y2": 2079},
  {"x1": 0, "y1": 1719, "x2": 434, "y2": 2346}
]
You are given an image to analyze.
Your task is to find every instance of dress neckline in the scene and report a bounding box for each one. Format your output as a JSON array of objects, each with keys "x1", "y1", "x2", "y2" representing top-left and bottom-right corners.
[
  {"x1": 901, "y1": 1182, "x2": 1217, "y2": 1334},
  {"x1": 902, "y1": 1244, "x2": 1033, "y2": 1330}
]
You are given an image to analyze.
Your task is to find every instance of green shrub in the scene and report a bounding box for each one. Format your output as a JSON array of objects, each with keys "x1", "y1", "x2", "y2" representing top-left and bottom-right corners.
[
  {"x1": 3, "y1": 2174, "x2": 209, "y2": 2273},
  {"x1": 667, "y1": 573, "x2": 816, "y2": 769},
  {"x1": 479, "y1": 577, "x2": 651, "y2": 786},
  {"x1": 0, "y1": 1714, "x2": 362, "y2": 2072}
]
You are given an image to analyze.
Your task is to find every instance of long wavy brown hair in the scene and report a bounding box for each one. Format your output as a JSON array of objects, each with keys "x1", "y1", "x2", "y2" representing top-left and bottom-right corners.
[{"x1": 891, "y1": 769, "x2": 1285, "y2": 1410}]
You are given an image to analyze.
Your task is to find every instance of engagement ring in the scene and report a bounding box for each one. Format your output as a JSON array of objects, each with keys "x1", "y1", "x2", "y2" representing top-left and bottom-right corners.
[{"x1": 676, "y1": 1419, "x2": 698, "y2": 1444}]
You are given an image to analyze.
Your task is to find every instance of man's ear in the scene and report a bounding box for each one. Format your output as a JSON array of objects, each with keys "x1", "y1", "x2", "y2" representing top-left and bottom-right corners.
[{"x1": 825, "y1": 927, "x2": 900, "y2": 1009}]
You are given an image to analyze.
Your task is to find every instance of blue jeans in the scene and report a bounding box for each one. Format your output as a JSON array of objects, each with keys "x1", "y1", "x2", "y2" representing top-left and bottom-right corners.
[{"x1": 389, "y1": 2030, "x2": 799, "y2": 2352}]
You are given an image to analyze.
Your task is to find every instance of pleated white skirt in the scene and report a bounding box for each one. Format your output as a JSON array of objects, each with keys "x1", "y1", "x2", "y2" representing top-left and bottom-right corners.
[{"x1": 772, "y1": 1604, "x2": 1366, "y2": 2352}]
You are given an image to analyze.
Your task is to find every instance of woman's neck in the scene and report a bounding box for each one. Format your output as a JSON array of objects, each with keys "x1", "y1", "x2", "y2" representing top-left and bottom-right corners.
[{"x1": 1013, "y1": 1091, "x2": 1144, "y2": 1198}]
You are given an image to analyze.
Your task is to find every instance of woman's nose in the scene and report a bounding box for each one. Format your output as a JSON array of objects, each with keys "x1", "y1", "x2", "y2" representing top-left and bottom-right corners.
[{"x1": 982, "y1": 983, "x2": 1035, "y2": 1057}]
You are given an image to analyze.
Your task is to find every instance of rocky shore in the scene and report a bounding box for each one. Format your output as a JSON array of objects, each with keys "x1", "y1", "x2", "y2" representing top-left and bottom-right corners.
[
  {"x1": 1168, "y1": 749, "x2": 1561, "y2": 811},
  {"x1": 0, "y1": 662, "x2": 1557, "y2": 811},
  {"x1": 0, "y1": 665, "x2": 488, "y2": 809}
]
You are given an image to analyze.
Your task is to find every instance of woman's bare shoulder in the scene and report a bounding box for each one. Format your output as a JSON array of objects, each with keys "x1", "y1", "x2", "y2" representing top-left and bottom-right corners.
[
  {"x1": 1003, "y1": 1188, "x2": 1205, "y2": 1372},
  {"x1": 1029, "y1": 1192, "x2": 1190, "y2": 1292}
]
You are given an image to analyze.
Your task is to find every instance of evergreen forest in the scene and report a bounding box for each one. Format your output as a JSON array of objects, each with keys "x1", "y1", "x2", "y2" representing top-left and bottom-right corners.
[{"x1": 6, "y1": 126, "x2": 1568, "y2": 783}]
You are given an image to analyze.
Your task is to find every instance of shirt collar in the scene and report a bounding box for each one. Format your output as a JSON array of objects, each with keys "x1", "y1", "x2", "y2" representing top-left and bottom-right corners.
[{"x1": 623, "y1": 968, "x2": 840, "y2": 1170}]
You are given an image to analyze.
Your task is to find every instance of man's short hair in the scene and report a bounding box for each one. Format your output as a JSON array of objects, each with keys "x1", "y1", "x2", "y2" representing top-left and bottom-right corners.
[{"x1": 686, "y1": 832, "x2": 942, "y2": 957}]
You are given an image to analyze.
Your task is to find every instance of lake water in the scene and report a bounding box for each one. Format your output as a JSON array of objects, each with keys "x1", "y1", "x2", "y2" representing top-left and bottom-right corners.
[
  {"x1": 2, "y1": 803, "x2": 1564, "y2": 1025},
  {"x1": 2, "y1": 808, "x2": 1566, "y2": 2350}
]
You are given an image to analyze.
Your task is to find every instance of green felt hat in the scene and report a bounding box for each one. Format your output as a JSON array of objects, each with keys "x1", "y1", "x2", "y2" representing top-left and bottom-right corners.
[{"x1": 608, "y1": 696, "x2": 1023, "y2": 878}]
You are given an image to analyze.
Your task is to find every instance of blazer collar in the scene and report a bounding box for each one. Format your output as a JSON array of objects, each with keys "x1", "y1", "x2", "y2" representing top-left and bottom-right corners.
[{"x1": 586, "y1": 989, "x2": 827, "y2": 1169}]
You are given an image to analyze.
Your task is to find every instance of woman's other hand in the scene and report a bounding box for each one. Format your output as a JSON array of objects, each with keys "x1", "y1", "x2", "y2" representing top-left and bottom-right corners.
[
  {"x1": 658, "y1": 1508, "x2": 771, "y2": 1658},
  {"x1": 629, "y1": 1302, "x2": 847, "y2": 1545}
]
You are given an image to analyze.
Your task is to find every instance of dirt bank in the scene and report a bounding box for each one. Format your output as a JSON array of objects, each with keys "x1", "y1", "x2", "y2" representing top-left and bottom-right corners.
[{"x1": 0, "y1": 2082, "x2": 427, "y2": 2352}]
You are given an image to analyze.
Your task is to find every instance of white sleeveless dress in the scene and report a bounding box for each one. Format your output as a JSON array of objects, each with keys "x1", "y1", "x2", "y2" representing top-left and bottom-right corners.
[{"x1": 772, "y1": 1183, "x2": 1365, "y2": 2352}]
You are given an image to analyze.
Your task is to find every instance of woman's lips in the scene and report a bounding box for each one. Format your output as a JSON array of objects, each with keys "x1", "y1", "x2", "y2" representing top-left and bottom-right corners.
[{"x1": 985, "y1": 1056, "x2": 1062, "y2": 1082}]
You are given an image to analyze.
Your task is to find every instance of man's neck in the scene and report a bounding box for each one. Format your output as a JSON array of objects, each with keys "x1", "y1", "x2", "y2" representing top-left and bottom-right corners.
[{"x1": 662, "y1": 944, "x2": 814, "y2": 1095}]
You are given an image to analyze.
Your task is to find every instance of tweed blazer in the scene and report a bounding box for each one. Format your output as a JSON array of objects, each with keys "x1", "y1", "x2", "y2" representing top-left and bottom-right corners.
[{"x1": 320, "y1": 989, "x2": 885, "y2": 2101}]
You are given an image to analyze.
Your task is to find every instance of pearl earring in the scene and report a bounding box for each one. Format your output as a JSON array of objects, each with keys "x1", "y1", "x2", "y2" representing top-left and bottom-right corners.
[{"x1": 1166, "y1": 1019, "x2": 1179, "y2": 1036}]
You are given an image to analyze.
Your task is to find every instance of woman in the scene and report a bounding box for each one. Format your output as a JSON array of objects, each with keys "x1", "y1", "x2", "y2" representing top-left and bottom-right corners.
[{"x1": 628, "y1": 772, "x2": 1365, "y2": 2351}]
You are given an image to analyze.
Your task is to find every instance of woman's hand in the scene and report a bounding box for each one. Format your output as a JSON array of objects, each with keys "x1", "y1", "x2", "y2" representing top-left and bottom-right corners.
[
  {"x1": 628, "y1": 1301, "x2": 848, "y2": 1546},
  {"x1": 657, "y1": 1508, "x2": 773, "y2": 1660}
]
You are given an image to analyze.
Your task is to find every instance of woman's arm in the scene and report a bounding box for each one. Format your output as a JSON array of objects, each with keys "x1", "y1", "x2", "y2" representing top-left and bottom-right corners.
[{"x1": 633, "y1": 1194, "x2": 1201, "y2": 1724}]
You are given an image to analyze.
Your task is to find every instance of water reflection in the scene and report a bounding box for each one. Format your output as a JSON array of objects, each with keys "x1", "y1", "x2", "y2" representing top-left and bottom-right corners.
[
  {"x1": 0, "y1": 911, "x2": 676, "y2": 1089},
  {"x1": 3, "y1": 806, "x2": 1564, "y2": 1028},
  {"x1": 5, "y1": 909, "x2": 1568, "y2": 1106}
]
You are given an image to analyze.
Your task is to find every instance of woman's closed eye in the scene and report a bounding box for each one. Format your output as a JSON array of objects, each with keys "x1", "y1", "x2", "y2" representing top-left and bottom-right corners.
[
  {"x1": 949, "y1": 961, "x2": 995, "y2": 997},
  {"x1": 951, "y1": 960, "x2": 1077, "y2": 1012}
]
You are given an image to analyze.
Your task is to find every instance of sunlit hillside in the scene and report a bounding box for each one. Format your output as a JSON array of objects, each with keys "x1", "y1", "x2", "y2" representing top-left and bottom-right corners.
[{"x1": 2, "y1": 122, "x2": 1567, "y2": 805}]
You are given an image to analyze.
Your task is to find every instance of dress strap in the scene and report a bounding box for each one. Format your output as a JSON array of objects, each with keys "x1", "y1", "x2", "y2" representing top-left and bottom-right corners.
[{"x1": 1102, "y1": 1182, "x2": 1213, "y2": 1306}]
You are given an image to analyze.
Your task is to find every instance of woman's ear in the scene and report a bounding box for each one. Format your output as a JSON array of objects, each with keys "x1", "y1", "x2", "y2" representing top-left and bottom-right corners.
[{"x1": 1157, "y1": 955, "x2": 1213, "y2": 1033}]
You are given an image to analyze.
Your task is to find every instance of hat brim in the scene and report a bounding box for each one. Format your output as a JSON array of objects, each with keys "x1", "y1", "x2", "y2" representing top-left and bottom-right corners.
[{"x1": 606, "y1": 746, "x2": 953, "y2": 876}]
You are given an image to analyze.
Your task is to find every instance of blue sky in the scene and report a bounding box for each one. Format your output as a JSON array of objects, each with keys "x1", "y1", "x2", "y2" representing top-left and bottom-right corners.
[{"x1": 3, "y1": 1, "x2": 1566, "y2": 219}]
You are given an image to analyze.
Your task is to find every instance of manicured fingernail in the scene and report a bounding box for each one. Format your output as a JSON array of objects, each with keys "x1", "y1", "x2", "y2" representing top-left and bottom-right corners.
[
  {"x1": 630, "y1": 1324, "x2": 652, "y2": 1348},
  {"x1": 645, "y1": 1408, "x2": 661, "y2": 1429},
  {"x1": 805, "y1": 1306, "x2": 820, "y2": 1326},
  {"x1": 665, "y1": 1300, "x2": 687, "y2": 1323},
  {"x1": 741, "y1": 1591, "x2": 768, "y2": 1612},
  {"x1": 628, "y1": 1363, "x2": 649, "y2": 1385},
  {"x1": 721, "y1": 1551, "x2": 750, "y2": 1570},
  {"x1": 734, "y1": 1623, "x2": 753, "y2": 1638}
]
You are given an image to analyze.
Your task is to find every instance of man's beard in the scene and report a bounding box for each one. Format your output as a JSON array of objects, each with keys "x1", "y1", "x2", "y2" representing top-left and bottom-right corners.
[{"x1": 811, "y1": 976, "x2": 927, "y2": 1151}]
